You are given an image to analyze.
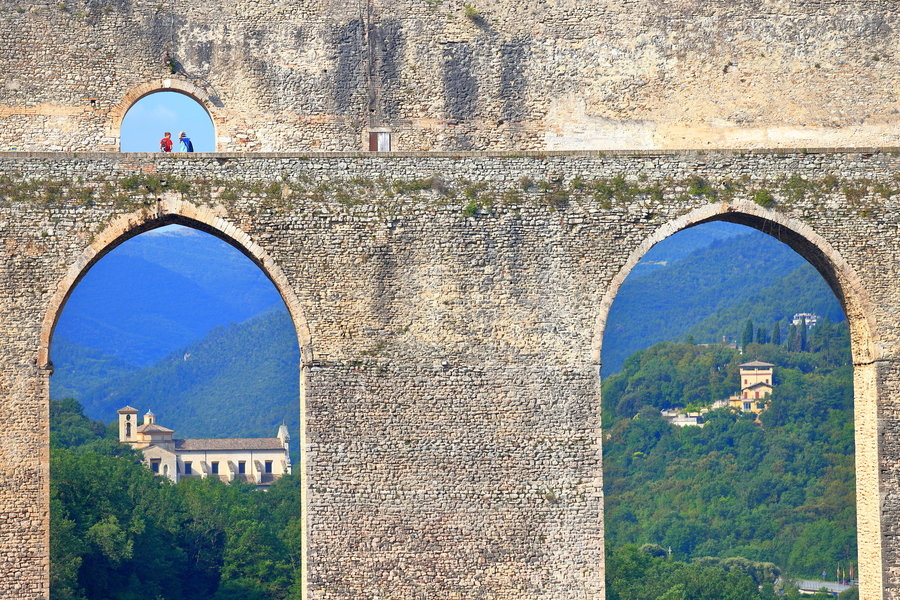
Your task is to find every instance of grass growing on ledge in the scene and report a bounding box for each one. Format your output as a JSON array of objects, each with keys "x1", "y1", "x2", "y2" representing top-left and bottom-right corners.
[
  {"x1": 0, "y1": 171, "x2": 896, "y2": 224},
  {"x1": 751, "y1": 190, "x2": 776, "y2": 208},
  {"x1": 686, "y1": 176, "x2": 717, "y2": 200}
]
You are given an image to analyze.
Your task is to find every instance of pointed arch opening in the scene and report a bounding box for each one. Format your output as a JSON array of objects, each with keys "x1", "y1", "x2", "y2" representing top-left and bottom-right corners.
[
  {"x1": 41, "y1": 203, "x2": 311, "y2": 364},
  {"x1": 595, "y1": 201, "x2": 881, "y2": 599},
  {"x1": 43, "y1": 201, "x2": 310, "y2": 599}
]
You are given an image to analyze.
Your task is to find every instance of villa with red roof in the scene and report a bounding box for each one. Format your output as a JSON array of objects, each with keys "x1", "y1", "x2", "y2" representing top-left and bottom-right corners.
[{"x1": 727, "y1": 361, "x2": 775, "y2": 415}]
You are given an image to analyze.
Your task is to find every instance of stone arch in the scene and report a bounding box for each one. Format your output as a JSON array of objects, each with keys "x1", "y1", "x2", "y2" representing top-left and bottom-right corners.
[
  {"x1": 38, "y1": 197, "x2": 314, "y2": 596},
  {"x1": 592, "y1": 200, "x2": 883, "y2": 599},
  {"x1": 38, "y1": 196, "x2": 312, "y2": 369},
  {"x1": 106, "y1": 79, "x2": 221, "y2": 151}
]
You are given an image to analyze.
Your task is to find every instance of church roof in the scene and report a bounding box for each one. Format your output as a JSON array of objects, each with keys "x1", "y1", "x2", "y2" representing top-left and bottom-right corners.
[
  {"x1": 174, "y1": 437, "x2": 285, "y2": 451},
  {"x1": 137, "y1": 423, "x2": 174, "y2": 434},
  {"x1": 740, "y1": 361, "x2": 774, "y2": 368},
  {"x1": 116, "y1": 405, "x2": 139, "y2": 414}
]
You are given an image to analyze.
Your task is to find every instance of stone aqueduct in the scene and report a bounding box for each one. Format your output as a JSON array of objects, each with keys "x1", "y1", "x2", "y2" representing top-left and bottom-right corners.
[
  {"x1": 1, "y1": 1, "x2": 899, "y2": 599},
  {"x1": 1, "y1": 150, "x2": 898, "y2": 600}
]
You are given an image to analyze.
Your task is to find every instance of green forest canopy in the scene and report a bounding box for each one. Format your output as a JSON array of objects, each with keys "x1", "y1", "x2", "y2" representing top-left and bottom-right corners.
[
  {"x1": 50, "y1": 398, "x2": 300, "y2": 600},
  {"x1": 602, "y1": 320, "x2": 856, "y2": 585},
  {"x1": 51, "y1": 320, "x2": 857, "y2": 599}
]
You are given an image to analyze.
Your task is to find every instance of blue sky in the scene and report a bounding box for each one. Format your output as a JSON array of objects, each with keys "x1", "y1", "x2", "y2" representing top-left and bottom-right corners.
[{"x1": 120, "y1": 92, "x2": 215, "y2": 152}]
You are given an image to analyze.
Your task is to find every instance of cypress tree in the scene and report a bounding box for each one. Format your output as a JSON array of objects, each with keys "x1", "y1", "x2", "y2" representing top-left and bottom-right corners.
[
  {"x1": 799, "y1": 317, "x2": 808, "y2": 352},
  {"x1": 756, "y1": 327, "x2": 768, "y2": 345},
  {"x1": 771, "y1": 322, "x2": 782, "y2": 346},
  {"x1": 742, "y1": 319, "x2": 755, "y2": 349},
  {"x1": 811, "y1": 316, "x2": 832, "y2": 353},
  {"x1": 787, "y1": 324, "x2": 798, "y2": 352}
]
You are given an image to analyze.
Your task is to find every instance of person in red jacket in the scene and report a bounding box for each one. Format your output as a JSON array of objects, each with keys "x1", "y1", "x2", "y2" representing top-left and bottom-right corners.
[{"x1": 160, "y1": 132, "x2": 173, "y2": 152}]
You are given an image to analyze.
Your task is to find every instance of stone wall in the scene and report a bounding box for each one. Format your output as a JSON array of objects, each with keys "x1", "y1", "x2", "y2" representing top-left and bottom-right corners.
[
  {"x1": 1, "y1": 0, "x2": 898, "y2": 152},
  {"x1": 0, "y1": 149, "x2": 897, "y2": 599}
]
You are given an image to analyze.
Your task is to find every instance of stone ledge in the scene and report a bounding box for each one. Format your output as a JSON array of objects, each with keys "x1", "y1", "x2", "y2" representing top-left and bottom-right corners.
[{"x1": 0, "y1": 147, "x2": 898, "y2": 161}]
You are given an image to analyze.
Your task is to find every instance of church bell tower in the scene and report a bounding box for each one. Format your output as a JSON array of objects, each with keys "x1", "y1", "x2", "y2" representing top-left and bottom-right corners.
[{"x1": 116, "y1": 405, "x2": 139, "y2": 443}]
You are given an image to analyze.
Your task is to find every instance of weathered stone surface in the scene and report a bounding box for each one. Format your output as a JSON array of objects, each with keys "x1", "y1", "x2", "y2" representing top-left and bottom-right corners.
[
  {"x1": 0, "y1": 1, "x2": 897, "y2": 152},
  {"x1": 0, "y1": 150, "x2": 896, "y2": 598},
  {"x1": 2, "y1": 1, "x2": 899, "y2": 597}
]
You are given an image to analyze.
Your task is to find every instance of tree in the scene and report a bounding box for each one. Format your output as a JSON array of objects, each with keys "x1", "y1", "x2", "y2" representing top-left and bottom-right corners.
[
  {"x1": 787, "y1": 324, "x2": 798, "y2": 352},
  {"x1": 51, "y1": 396, "x2": 302, "y2": 600},
  {"x1": 602, "y1": 332, "x2": 856, "y2": 584},
  {"x1": 50, "y1": 496, "x2": 86, "y2": 600},
  {"x1": 809, "y1": 317, "x2": 832, "y2": 353},
  {"x1": 742, "y1": 320, "x2": 755, "y2": 349},
  {"x1": 799, "y1": 317, "x2": 808, "y2": 352},
  {"x1": 771, "y1": 322, "x2": 782, "y2": 346},
  {"x1": 606, "y1": 544, "x2": 777, "y2": 600},
  {"x1": 756, "y1": 327, "x2": 768, "y2": 345},
  {"x1": 838, "y1": 586, "x2": 859, "y2": 600},
  {"x1": 51, "y1": 397, "x2": 111, "y2": 449}
]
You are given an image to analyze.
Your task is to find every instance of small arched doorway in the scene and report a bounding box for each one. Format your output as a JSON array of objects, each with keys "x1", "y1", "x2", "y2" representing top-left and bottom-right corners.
[
  {"x1": 119, "y1": 90, "x2": 215, "y2": 152},
  {"x1": 107, "y1": 79, "x2": 220, "y2": 152}
]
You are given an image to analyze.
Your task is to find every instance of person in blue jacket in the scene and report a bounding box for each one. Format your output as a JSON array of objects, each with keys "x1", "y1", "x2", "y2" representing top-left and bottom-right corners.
[{"x1": 178, "y1": 131, "x2": 194, "y2": 152}]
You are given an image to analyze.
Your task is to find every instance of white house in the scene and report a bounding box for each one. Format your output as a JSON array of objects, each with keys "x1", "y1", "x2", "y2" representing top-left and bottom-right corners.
[
  {"x1": 116, "y1": 406, "x2": 291, "y2": 486},
  {"x1": 791, "y1": 313, "x2": 820, "y2": 328}
]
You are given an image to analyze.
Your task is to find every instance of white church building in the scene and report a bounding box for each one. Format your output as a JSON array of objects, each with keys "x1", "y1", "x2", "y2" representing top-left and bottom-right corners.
[{"x1": 116, "y1": 406, "x2": 291, "y2": 486}]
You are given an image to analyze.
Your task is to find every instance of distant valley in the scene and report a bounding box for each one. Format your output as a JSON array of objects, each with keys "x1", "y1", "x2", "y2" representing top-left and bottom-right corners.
[
  {"x1": 603, "y1": 224, "x2": 843, "y2": 373},
  {"x1": 51, "y1": 222, "x2": 842, "y2": 450},
  {"x1": 51, "y1": 226, "x2": 296, "y2": 442}
]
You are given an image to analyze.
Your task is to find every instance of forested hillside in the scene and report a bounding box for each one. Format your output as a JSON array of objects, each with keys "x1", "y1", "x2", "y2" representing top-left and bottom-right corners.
[
  {"x1": 629, "y1": 221, "x2": 756, "y2": 275},
  {"x1": 51, "y1": 396, "x2": 848, "y2": 600},
  {"x1": 602, "y1": 320, "x2": 856, "y2": 584},
  {"x1": 685, "y1": 267, "x2": 844, "y2": 345},
  {"x1": 52, "y1": 222, "x2": 843, "y2": 455},
  {"x1": 51, "y1": 338, "x2": 140, "y2": 403},
  {"x1": 602, "y1": 230, "x2": 843, "y2": 373},
  {"x1": 50, "y1": 398, "x2": 300, "y2": 600},
  {"x1": 57, "y1": 309, "x2": 300, "y2": 444},
  {"x1": 53, "y1": 226, "x2": 282, "y2": 368}
]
